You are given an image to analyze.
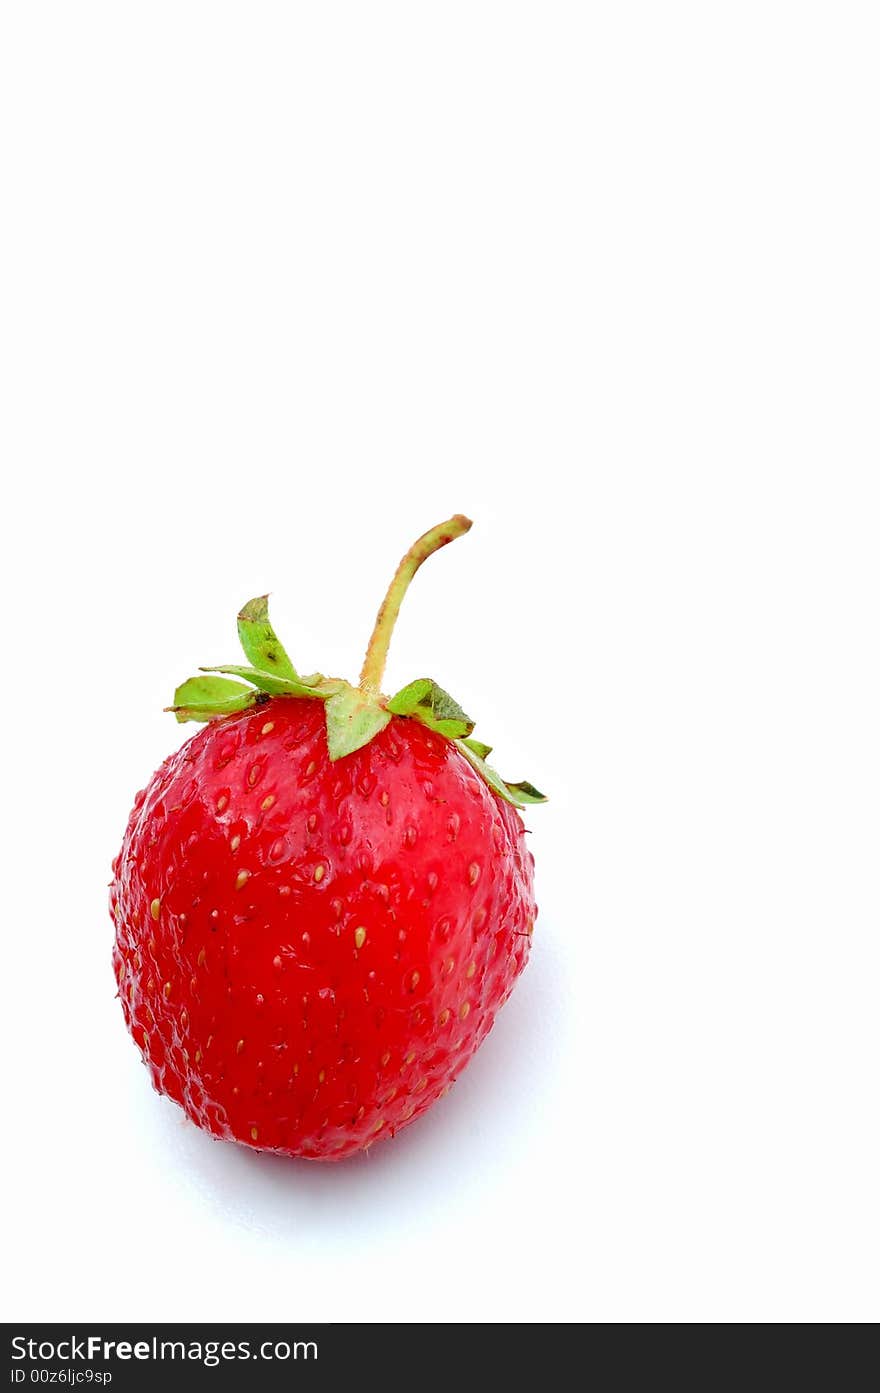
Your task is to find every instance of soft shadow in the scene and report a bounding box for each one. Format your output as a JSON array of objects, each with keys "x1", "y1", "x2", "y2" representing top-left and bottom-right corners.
[{"x1": 147, "y1": 922, "x2": 566, "y2": 1241}]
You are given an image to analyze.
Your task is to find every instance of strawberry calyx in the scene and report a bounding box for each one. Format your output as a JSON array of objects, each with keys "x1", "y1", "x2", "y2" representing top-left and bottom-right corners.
[{"x1": 166, "y1": 516, "x2": 547, "y2": 810}]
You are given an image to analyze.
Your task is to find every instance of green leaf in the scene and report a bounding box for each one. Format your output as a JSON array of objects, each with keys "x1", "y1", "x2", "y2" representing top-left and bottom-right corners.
[
  {"x1": 168, "y1": 675, "x2": 258, "y2": 724},
  {"x1": 461, "y1": 736, "x2": 493, "y2": 760},
  {"x1": 237, "y1": 596, "x2": 298, "y2": 680},
  {"x1": 454, "y1": 739, "x2": 548, "y2": 809},
  {"x1": 387, "y1": 677, "x2": 475, "y2": 740},
  {"x1": 455, "y1": 740, "x2": 514, "y2": 802},
  {"x1": 325, "y1": 685, "x2": 391, "y2": 761},
  {"x1": 200, "y1": 664, "x2": 326, "y2": 699},
  {"x1": 503, "y1": 780, "x2": 548, "y2": 805}
]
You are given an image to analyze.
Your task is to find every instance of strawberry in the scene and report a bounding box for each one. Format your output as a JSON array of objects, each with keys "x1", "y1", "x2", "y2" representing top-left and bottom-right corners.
[{"x1": 111, "y1": 516, "x2": 545, "y2": 1160}]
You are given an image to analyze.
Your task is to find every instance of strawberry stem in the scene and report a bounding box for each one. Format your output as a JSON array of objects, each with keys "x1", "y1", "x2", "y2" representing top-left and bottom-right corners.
[{"x1": 359, "y1": 515, "x2": 473, "y2": 696}]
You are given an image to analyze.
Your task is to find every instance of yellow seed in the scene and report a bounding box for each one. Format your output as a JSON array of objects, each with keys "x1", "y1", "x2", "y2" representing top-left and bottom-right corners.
[
  {"x1": 248, "y1": 765, "x2": 260, "y2": 786},
  {"x1": 306, "y1": 761, "x2": 316, "y2": 777},
  {"x1": 459, "y1": 1001, "x2": 470, "y2": 1020},
  {"x1": 163, "y1": 982, "x2": 171, "y2": 999},
  {"x1": 292, "y1": 1062, "x2": 299, "y2": 1076},
  {"x1": 235, "y1": 870, "x2": 249, "y2": 890},
  {"x1": 439, "y1": 1008, "x2": 451, "y2": 1026},
  {"x1": 466, "y1": 961, "x2": 476, "y2": 979},
  {"x1": 197, "y1": 947, "x2": 207, "y2": 967},
  {"x1": 468, "y1": 862, "x2": 480, "y2": 886},
  {"x1": 380, "y1": 791, "x2": 389, "y2": 806},
  {"x1": 414, "y1": 1076, "x2": 428, "y2": 1092},
  {"x1": 261, "y1": 794, "x2": 275, "y2": 811},
  {"x1": 318, "y1": 1069, "x2": 326, "y2": 1083},
  {"x1": 261, "y1": 721, "x2": 275, "y2": 735},
  {"x1": 150, "y1": 898, "x2": 161, "y2": 921},
  {"x1": 381, "y1": 1051, "x2": 391, "y2": 1066},
  {"x1": 180, "y1": 1010, "x2": 188, "y2": 1029},
  {"x1": 372, "y1": 1117, "x2": 385, "y2": 1133},
  {"x1": 236, "y1": 1039, "x2": 245, "y2": 1054},
  {"x1": 194, "y1": 1049, "x2": 202, "y2": 1064},
  {"x1": 405, "y1": 1051, "x2": 416, "y2": 1064},
  {"x1": 313, "y1": 865, "x2": 325, "y2": 883},
  {"x1": 230, "y1": 834, "x2": 241, "y2": 852},
  {"x1": 401, "y1": 1105, "x2": 415, "y2": 1121},
  {"x1": 445, "y1": 957, "x2": 455, "y2": 975},
  {"x1": 250, "y1": 1127, "x2": 259, "y2": 1141},
  {"x1": 206, "y1": 1035, "x2": 213, "y2": 1051},
  {"x1": 409, "y1": 970, "x2": 420, "y2": 990},
  {"x1": 384, "y1": 1087, "x2": 397, "y2": 1104},
  {"x1": 216, "y1": 794, "x2": 228, "y2": 813},
  {"x1": 354, "y1": 927, "x2": 366, "y2": 949}
]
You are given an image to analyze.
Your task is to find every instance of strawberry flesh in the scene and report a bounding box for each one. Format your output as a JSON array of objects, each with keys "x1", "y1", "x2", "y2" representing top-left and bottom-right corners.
[{"x1": 111, "y1": 698, "x2": 536, "y2": 1160}]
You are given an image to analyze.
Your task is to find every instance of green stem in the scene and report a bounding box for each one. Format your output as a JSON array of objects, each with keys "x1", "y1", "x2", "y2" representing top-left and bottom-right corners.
[{"x1": 359, "y1": 515, "x2": 472, "y2": 696}]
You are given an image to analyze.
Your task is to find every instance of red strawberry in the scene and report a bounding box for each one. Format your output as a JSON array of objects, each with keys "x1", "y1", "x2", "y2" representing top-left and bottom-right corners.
[{"x1": 111, "y1": 516, "x2": 545, "y2": 1160}]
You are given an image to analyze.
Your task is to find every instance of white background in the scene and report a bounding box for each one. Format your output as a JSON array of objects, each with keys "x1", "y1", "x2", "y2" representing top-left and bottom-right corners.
[{"x1": 2, "y1": 3, "x2": 878, "y2": 1324}]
